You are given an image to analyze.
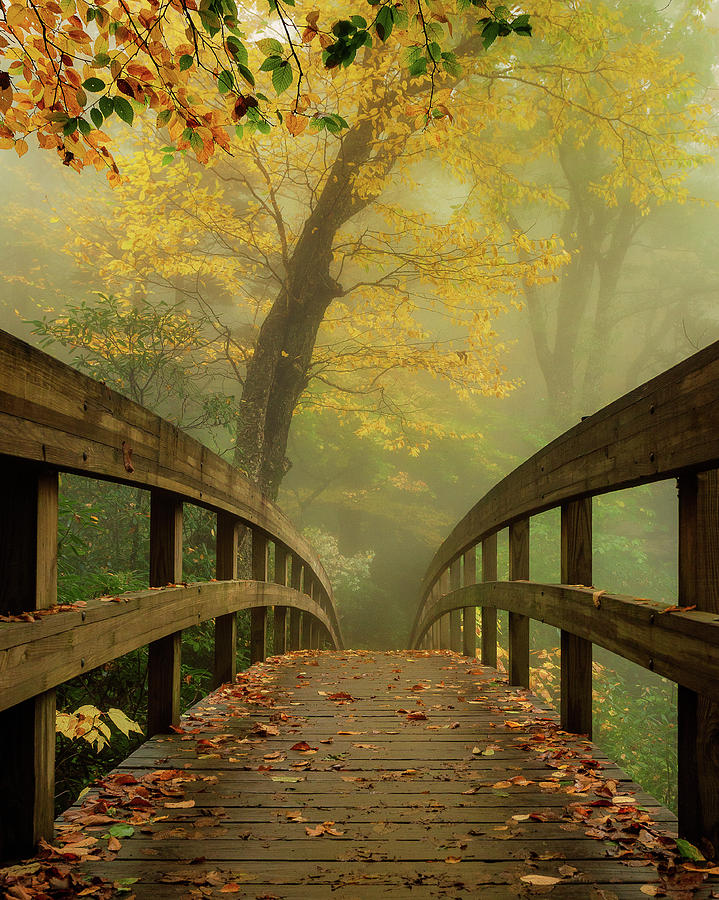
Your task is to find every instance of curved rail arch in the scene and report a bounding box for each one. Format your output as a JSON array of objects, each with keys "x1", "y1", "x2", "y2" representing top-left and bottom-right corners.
[
  {"x1": 0, "y1": 328, "x2": 342, "y2": 859},
  {"x1": 410, "y1": 339, "x2": 719, "y2": 853}
]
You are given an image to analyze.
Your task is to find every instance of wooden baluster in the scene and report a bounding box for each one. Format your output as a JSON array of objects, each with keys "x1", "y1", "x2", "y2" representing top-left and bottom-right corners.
[
  {"x1": 560, "y1": 498, "x2": 593, "y2": 736},
  {"x1": 463, "y1": 546, "x2": 477, "y2": 658},
  {"x1": 508, "y1": 519, "x2": 530, "y2": 688},
  {"x1": 481, "y1": 534, "x2": 498, "y2": 667},
  {"x1": 0, "y1": 464, "x2": 57, "y2": 859},
  {"x1": 213, "y1": 511, "x2": 240, "y2": 687},
  {"x1": 288, "y1": 555, "x2": 302, "y2": 651},
  {"x1": 273, "y1": 542, "x2": 289, "y2": 655},
  {"x1": 250, "y1": 528, "x2": 269, "y2": 664},
  {"x1": 148, "y1": 490, "x2": 183, "y2": 735},
  {"x1": 301, "y1": 611, "x2": 312, "y2": 649},
  {"x1": 439, "y1": 569, "x2": 450, "y2": 648},
  {"x1": 449, "y1": 558, "x2": 462, "y2": 652},
  {"x1": 678, "y1": 470, "x2": 719, "y2": 855}
]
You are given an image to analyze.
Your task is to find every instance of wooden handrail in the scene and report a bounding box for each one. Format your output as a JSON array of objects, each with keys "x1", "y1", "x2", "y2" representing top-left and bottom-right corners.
[
  {"x1": 416, "y1": 338, "x2": 719, "y2": 605},
  {"x1": 0, "y1": 328, "x2": 343, "y2": 860},
  {"x1": 0, "y1": 329, "x2": 339, "y2": 636},
  {"x1": 410, "y1": 339, "x2": 719, "y2": 856}
]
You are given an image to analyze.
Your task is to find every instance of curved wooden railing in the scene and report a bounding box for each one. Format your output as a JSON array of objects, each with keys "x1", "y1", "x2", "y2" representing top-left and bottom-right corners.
[
  {"x1": 410, "y1": 339, "x2": 719, "y2": 854},
  {"x1": 0, "y1": 329, "x2": 343, "y2": 860}
]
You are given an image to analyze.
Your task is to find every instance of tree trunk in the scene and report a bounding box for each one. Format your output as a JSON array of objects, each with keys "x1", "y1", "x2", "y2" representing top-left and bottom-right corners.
[{"x1": 233, "y1": 116, "x2": 384, "y2": 499}]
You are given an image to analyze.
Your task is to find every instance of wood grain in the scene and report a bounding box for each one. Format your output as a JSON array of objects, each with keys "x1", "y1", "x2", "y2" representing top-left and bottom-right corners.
[
  {"x1": 415, "y1": 337, "x2": 719, "y2": 619},
  {"x1": 678, "y1": 470, "x2": 719, "y2": 855},
  {"x1": 0, "y1": 330, "x2": 342, "y2": 646},
  {"x1": 560, "y1": 498, "x2": 593, "y2": 737},
  {"x1": 0, "y1": 463, "x2": 57, "y2": 858},
  {"x1": 412, "y1": 581, "x2": 719, "y2": 696},
  {"x1": 508, "y1": 519, "x2": 530, "y2": 689}
]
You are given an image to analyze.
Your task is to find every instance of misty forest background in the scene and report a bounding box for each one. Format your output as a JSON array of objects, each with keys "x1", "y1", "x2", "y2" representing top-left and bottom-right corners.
[{"x1": 2, "y1": 0, "x2": 719, "y2": 817}]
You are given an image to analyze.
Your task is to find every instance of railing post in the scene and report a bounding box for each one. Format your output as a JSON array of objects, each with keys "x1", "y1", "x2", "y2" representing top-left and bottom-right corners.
[
  {"x1": 288, "y1": 555, "x2": 302, "y2": 650},
  {"x1": 213, "y1": 511, "x2": 240, "y2": 687},
  {"x1": 560, "y1": 498, "x2": 593, "y2": 736},
  {"x1": 439, "y1": 569, "x2": 450, "y2": 648},
  {"x1": 508, "y1": 518, "x2": 530, "y2": 688},
  {"x1": 148, "y1": 489, "x2": 183, "y2": 735},
  {"x1": 250, "y1": 528, "x2": 269, "y2": 664},
  {"x1": 481, "y1": 534, "x2": 498, "y2": 667},
  {"x1": 0, "y1": 463, "x2": 57, "y2": 859},
  {"x1": 301, "y1": 611, "x2": 312, "y2": 649},
  {"x1": 273, "y1": 542, "x2": 289, "y2": 655},
  {"x1": 449, "y1": 558, "x2": 462, "y2": 652},
  {"x1": 677, "y1": 470, "x2": 719, "y2": 855},
  {"x1": 462, "y1": 547, "x2": 477, "y2": 657}
]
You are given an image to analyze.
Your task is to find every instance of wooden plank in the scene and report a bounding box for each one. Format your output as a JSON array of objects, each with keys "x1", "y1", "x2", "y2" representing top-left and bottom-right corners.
[
  {"x1": 481, "y1": 534, "x2": 497, "y2": 667},
  {"x1": 63, "y1": 651, "x2": 705, "y2": 899},
  {"x1": 213, "y1": 512, "x2": 240, "y2": 687},
  {"x1": 0, "y1": 463, "x2": 57, "y2": 860},
  {"x1": 560, "y1": 498, "x2": 593, "y2": 737},
  {"x1": 509, "y1": 519, "x2": 530, "y2": 688},
  {"x1": 147, "y1": 490, "x2": 182, "y2": 735},
  {"x1": 678, "y1": 470, "x2": 719, "y2": 856},
  {"x1": 463, "y1": 546, "x2": 477, "y2": 658}
]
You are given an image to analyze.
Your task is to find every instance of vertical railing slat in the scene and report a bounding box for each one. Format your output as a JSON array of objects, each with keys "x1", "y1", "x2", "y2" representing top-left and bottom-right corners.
[
  {"x1": 481, "y1": 533, "x2": 498, "y2": 667},
  {"x1": 288, "y1": 555, "x2": 302, "y2": 651},
  {"x1": 677, "y1": 470, "x2": 719, "y2": 855},
  {"x1": 0, "y1": 464, "x2": 57, "y2": 858},
  {"x1": 273, "y1": 542, "x2": 289, "y2": 655},
  {"x1": 560, "y1": 498, "x2": 593, "y2": 736},
  {"x1": 148, "y1": 490, "x2": 183, "y2": 735},
  {"x1": 508, "y1": 519, "x2": 530, "y2": 688},
  {"x1": 250, "y1": 528, "x2": 269, "y2": 664},
  {"x1": 462, "y1": 546, "x2": 477, "y2": 658},
  {"x1": 449, "y1": 557, "x2": 462, "y2": 652},
  {"x1": 213, "y1": 511, "x2": 239, "y2": 687}
]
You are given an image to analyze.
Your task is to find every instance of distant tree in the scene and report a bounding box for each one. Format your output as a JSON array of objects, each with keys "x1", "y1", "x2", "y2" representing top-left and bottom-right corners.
[{"x1": 11, "y1": 0, "x2": 714, "y2": 500}]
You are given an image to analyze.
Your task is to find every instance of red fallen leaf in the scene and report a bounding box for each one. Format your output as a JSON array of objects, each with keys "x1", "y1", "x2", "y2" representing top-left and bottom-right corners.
[
  {"x1": 327, "y1": 692, "x2": 354, "y2": 701},
  {"x1": 290, "y1": 741, "x2": 313, "y2": 752},
  {"x1": 410, "y1": 684, "x2": 427, "y2": 691},
  {"x1": 407, "y1": 711, "x2": 427, "y2": 721}
]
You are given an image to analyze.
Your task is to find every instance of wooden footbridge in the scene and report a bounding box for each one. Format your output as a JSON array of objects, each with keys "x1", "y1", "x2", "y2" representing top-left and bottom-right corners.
[{"x1": 1, "y1": 329, "x2": 719, "y2": 898}]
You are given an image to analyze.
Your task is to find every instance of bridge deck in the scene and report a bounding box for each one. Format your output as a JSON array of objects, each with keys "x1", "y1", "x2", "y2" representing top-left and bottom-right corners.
[{"x1": 44, "y1": 651, "x2": 718, "y2": 897}]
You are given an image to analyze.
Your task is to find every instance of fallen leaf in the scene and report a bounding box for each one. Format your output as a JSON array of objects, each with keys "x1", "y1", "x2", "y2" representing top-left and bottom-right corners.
[{"x1": 520, "y1": 874, "x2": 562, "y2": 886}]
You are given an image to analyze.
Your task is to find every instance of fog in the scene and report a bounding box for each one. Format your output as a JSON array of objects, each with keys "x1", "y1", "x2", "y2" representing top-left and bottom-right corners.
[{"x1": 2, "y1": 0, "x2": 719, "y2": 663}]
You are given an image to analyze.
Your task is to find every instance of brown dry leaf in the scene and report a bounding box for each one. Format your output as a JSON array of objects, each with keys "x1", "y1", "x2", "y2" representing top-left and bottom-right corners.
[
  {"x1": 639, "y1": 887, "x2": 661, "y2": 897},
  {"x1": 445, "y1": 855, "x2": 461, "y2": 864},
  {"x1": 164, "y1": 800, "x2": 195, "y2": 809},
  {"x1": 520, "y1": 874, "x2": 562, "y2": 886},
  {"x1": 107, "y1": 836, "x2": 121, "y2": 852},
  {"x1": 219, "y1": 884, "x2": 241, "y2": 893}
]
